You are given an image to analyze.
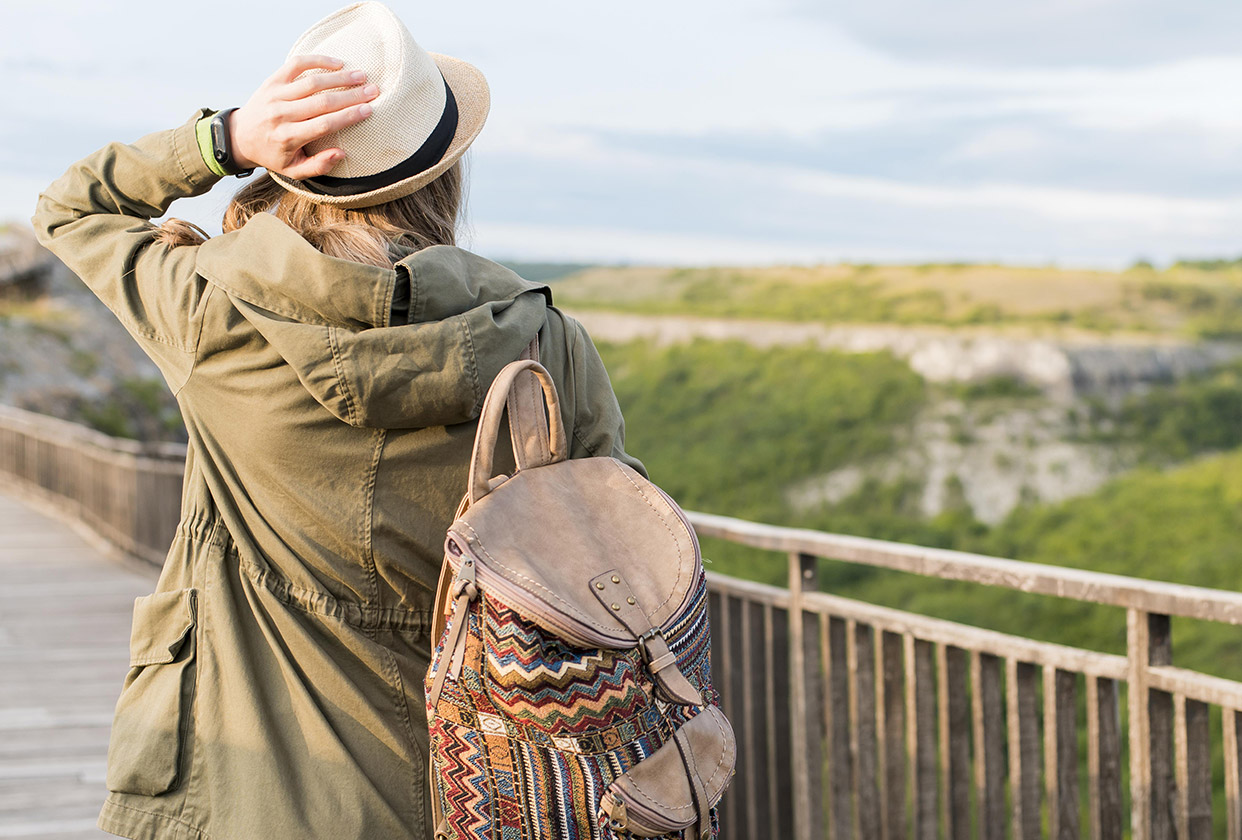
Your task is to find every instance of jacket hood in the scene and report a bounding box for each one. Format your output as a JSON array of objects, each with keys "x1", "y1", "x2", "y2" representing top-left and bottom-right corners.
[{"x1": 195, "y1": 213, "x2": 550, "y2": 429}]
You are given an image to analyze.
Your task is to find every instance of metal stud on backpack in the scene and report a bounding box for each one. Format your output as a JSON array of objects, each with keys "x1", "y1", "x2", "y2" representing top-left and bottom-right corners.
[{"x1": 425, "y1": 347, "x2": 735, "y2": 839}]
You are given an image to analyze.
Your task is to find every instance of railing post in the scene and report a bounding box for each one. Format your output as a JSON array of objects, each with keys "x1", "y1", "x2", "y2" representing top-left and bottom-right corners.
[
  {"x1": 788, "y1": 552, "x2": 818, "y2": 838},
  {"x1": 1129, "y1": 609, "x2": 1174, "y2": 840}
]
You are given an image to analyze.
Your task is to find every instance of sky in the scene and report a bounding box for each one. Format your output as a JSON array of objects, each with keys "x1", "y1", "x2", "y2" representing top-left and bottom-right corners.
[{"x1": 3, "y1": 0, "x2": 1241, "y2": 267}]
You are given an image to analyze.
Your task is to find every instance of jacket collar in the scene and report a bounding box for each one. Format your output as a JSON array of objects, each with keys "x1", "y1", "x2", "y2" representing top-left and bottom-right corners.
[
  {"x1": 194, "y1": 213, "x2": 551, "y2": 330},
  {"x1": 196, "y1": 213, "x2": 394, "y2": 330}
]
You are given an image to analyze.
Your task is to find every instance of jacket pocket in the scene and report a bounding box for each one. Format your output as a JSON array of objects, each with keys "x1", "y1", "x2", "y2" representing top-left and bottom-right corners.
[{"x1": 106, "y1": 589, "x2": 198, "y2": 796}]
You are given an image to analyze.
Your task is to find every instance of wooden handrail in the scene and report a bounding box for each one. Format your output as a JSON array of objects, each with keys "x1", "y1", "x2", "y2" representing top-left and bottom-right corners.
[{"x1": 690, "y1": 509, "x2": 1242, "y2": 625}]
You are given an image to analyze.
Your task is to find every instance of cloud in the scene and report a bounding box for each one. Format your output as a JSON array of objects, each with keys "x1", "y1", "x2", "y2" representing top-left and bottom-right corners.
[
  {"x1": 6, "y1": 0, "x2": 1242, "y2": 268},
  {"x1": 791, "y1": 0, "x2": 1242, "y2": 67}
]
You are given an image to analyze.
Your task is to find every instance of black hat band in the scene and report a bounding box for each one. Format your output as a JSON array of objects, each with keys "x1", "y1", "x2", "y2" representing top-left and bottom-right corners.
[{"x1": 300, "y1": 73, "x2": 459, "y2": 197}]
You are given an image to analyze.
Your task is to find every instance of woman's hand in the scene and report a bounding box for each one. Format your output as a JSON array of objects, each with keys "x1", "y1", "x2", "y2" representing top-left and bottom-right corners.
[{"x1": 229, "y1": 55, "x2": 379, "y2": 180}]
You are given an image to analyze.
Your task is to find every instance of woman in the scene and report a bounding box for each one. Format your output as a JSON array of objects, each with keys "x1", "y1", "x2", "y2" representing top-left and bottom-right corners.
[{"x1": 32, "y1": 4, "x2": 642, "y2": 838}]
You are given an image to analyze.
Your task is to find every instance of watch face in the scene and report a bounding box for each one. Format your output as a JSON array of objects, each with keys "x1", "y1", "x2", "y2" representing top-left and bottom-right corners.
[{"x1": 210, "y1": 118, "x2": 228, "y2": 162}]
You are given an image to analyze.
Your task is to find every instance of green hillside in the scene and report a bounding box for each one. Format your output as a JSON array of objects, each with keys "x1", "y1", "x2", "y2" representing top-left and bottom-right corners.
[
  {"x1": 598, "y1": 338, "x2": 1242, "y2": 681},
  {"x1": 564, "y1": 261, "x2": 1242, "y2": 338}
]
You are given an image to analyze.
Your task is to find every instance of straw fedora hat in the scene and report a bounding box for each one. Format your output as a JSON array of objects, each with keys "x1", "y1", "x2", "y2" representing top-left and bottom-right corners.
[{"x1": 270, "y1": 2, "x2": 489, "y2": 209}]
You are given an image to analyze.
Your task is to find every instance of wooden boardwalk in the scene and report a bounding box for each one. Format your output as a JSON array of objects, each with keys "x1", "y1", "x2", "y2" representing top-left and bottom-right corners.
[{"x1": 0, "y1": 488, "x2": 155, "y2": 839}]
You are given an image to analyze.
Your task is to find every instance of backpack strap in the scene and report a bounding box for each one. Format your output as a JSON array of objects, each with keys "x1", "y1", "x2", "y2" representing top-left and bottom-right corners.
[
  {"x1": 428, "y1": 335, "x2": 544, "y2": 839},
  {"x1": 588, "y1": 569, "x2": 704, "y2": 707},
  {"x1": 506, "y1": 337, "x2": 551, "y2": 470},
  {"x1": 468, "y1": 358, "x2": 567, "y2": 504},
  {"x1": 673, "y1": 727, "x2": 713, "y2": 840}
]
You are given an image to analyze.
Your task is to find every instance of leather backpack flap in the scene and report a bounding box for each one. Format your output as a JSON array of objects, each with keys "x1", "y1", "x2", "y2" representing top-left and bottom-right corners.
[
  {"x1": 451, "y1": 455, "x2": 700, "y2": 650},
  {"x1": 599, "y1": 706, "x2": 737, "y2": 837}
]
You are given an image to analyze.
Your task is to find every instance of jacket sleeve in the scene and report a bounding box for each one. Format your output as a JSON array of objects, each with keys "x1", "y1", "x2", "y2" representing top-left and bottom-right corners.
[
  {"x1": 562, "y1": 314, "x2": 647, "y2": 478},
  {"x1": 30, "y1": 110, "x2": 223, "y2": 392}
]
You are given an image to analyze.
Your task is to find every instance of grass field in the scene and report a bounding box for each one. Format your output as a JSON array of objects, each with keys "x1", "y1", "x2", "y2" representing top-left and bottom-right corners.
[{"x1": 558, "y1": 261, "x2": 1242, "y2": 338}]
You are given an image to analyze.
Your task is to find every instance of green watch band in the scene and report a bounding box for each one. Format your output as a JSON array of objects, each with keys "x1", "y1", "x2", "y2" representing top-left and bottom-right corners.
[{"x1": 196, "y1": 114, "x2": 229, "y2": 178}]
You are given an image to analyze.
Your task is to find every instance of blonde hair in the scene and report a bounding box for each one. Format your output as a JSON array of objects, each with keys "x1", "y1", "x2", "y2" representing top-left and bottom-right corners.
[{"x1": 156, "y1": 161, "x2": 464, "y2": 267}]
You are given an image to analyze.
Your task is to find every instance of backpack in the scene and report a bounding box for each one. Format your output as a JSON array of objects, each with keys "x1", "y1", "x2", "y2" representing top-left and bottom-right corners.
[{"x1": 425, "y1": 348, "x2": 735, "y2": 839}]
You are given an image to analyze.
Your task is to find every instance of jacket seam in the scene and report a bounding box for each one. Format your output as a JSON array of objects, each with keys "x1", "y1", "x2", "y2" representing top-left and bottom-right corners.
[
  {"x1": 199, "y1": 271, "x2": 331, "y2": 328},
  {"x1": 379, "y1": 646, "x2": 427, "y2": 826},
  {"x1": 113, "y1": 274, "x2": 192, "y2": 352},
  {"x1": 572, "y1": 426, "x2": 602, "y2": 458},
  {"x1": 409, "y1": 261, "x2": 423, "y2": 322},
  {"x1": 171, "y1": 122, "x2": 193, "y2": 184},
  {"x1": 361, "y1": 429, "x2": 385, "y2": 607},
  {"x1": 173, "y1": 282, "x2": 216, "y2": 396},
  {"x1": 236, "y1": 554, "x2": 432, "y2": 631},
  {"x1": 327, "y1": 326, "x2": 360, "y2": 426},
  {"x1": 101, "y1": 798, "x2": 211, "y2": 840},
  {"x1": 378, "y1": 266, "x2": 395, "y2": 328},
  {"x1": 459, "y1": 314, "x2": 482, "y2": 416}
]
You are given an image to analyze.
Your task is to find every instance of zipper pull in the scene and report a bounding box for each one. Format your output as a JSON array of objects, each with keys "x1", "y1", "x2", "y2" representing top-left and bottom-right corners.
[{"x1": 447, "y1": 558, "x2": 478, "y2": 680}]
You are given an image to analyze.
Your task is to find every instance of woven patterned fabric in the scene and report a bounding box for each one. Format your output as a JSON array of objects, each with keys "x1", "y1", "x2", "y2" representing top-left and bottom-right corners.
[
  {"x1": 427, "y1": 572, "x2": 721, "y2": 839},
  {"x1": 287, "y1": 2, "x2": 445, "y2": 178}
]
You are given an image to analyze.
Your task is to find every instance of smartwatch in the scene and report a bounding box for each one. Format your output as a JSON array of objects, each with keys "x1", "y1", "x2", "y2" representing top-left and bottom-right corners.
[{"x1": 209, "y1": 108, "x2": 255, "y2": 178}]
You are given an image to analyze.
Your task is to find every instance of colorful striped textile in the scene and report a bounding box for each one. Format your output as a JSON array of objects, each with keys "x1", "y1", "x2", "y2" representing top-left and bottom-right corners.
[{"x1": 427, "y1": 571, "x2": 722, "y2": 839}]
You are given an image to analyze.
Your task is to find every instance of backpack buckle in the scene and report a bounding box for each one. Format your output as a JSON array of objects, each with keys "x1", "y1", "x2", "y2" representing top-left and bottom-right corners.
[{"x1": 637, "y1": 627, "x2": 665, "y2": 662}]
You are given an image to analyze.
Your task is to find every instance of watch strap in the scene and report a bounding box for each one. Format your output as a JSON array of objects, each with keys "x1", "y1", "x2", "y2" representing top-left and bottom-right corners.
[
  {"x1": 208, "y1": 108, "x2": 255, "y2": 178},
  {"x1": 195, "y1": 115, "x2": 229, "y2": 177}
]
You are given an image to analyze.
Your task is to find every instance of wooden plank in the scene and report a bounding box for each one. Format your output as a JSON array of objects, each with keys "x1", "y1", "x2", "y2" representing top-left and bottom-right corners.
[
  {"x1": 851, "y1": 621, "x2": 881, "y2": 839},
  {"x1": 972, "y1": 651, "x2": 1004, "y2": 840},
  {"x1": 827, "y1": 616, "x2": 852, "y2": 840},
  {"x1": 722, "y1": 594, "x2": 744, "y2": 838},
  {"x1": 910, "y1": 637, "x2": 937, "y2": 840},
  {"x1": 1148, "y1": 664, "x2": 1242, "y2": 710},
  {"x1": 1045, "y1": 667, "x2": 1080, "y2": 840},
  {"x1": 1184, "y1": 698, "x2": 1212, "y2": 840},
  {"x1": 0, "y1": 489, "x2": 153, "y2": 840},
  {"x1": 801, "y1": 609, "x2": 825, "y2": 840},
  {"x1": 1059, "y1": 669, "x2": 1081, "y2": 840},
  {"x1": 748, "y1": 601, "x2": 773, "y2": 838},
  {"x1": 1088, "y1": 676, "x2": 1102, "y2": 840},
  {"x1": 938, "y1": 644, "x2": 970, "y2": 840},
  {"x1": 769, "y1": 605, "x2": 794, "y2": 838},
  {"x1": 709, "y1": 576, "x2": 1129, "y2": 681},
  {"x1": 1226, "y1": 709, "x2": 1242, "y2": 840},
  {"x1": 786, "y1": 553, "x2": 812, "y2": 839},
  {"x1": 690, "y1": 510, "x2": 1242, "y2": 626},
  {"x1": 1176, "y1": 695, "x2": 1189, "y2": 840},
  {"x1": 1148, "y1": 615, "x2": 1175, "y2": 840},
  {"x1": 1008, "y1": 659, "x2": 1042, "y2": 840},
  {"x1": 1129, "y1": 609, "x2": 1152, "y2": 840},
  {"x1": 1088, "y1": 677, "x2": 1123, "y2": 840},
  {"x1": 880, "y1": 631, "x2": 906, "y2": 840},
  {"x1": 709, "y1": 590, "x2": 739, "y2": 837},
  {"x1": 738, "y1": 596, "x2": 759, "y2": 840}
]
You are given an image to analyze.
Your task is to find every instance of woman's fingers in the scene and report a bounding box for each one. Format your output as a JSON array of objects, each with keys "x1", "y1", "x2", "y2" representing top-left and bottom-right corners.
[
  {"x1": 282, "y1": 83, "x2": 379, "y2": 121},
  {"x1": 280, "y1": 103, "x2": 375, "y2": 152},
  {"x1": 282, "y1": 148, "x2": 347, "y2": 181},
  {"x1": 232, "y1": 56, "x2": 377, "y2": 178},
  {"x1": 273, "y1": 54, "x2": 344, "y2": 85},
  {"x1": 283, "y1": 67, "x2": 369, "y2": 101}
]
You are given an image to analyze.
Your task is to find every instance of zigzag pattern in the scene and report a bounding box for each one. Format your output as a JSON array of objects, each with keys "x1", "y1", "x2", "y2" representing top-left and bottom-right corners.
[
  {"x1": 484, "y1": 599, "x2": 649, "y2": 732},
  {"x1": 667, "y1": 574, "x2": 716, "y2": 701},
  {"x1": 432, "y1": 720, "x2": 490, "y2": 838},
  {"x1": 427, "y1": 569, "x2": 723, "y2": 839}
]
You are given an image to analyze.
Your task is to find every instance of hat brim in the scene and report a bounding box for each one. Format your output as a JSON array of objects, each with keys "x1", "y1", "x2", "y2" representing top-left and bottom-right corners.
[{"x1": 270, "y1": 53, "x2": 489, "y2": 209}]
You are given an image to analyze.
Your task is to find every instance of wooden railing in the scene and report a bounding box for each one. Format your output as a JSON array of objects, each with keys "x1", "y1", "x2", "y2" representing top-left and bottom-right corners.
[
  {"x1": 0, "y1": 405, "x2": 184, "y2": 566},
  {"x1": 4, "y1": 406, "x2": 1242, "y2": 838},
  {"x1": 694, "y1": 512, "x2": 1242, "y2": 840}
]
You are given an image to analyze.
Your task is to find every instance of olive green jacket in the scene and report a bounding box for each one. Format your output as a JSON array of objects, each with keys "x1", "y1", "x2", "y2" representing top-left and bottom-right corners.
[{"x1": 32, "y1": 110, "x2": 642, "y2": 840}]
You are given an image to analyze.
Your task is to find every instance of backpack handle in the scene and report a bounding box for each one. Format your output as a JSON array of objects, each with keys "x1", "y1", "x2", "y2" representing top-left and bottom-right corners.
[{"x1": 468, "y1": 359, "x2": 568, "y2": 504}]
